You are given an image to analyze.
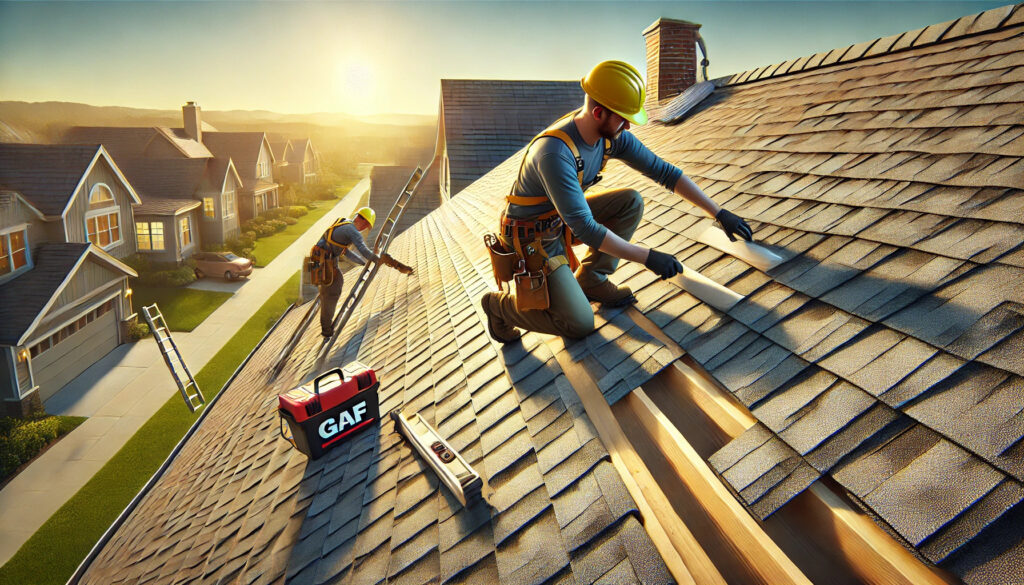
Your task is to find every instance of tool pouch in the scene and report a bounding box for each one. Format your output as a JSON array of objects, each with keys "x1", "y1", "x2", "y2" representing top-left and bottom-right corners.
[
  {"x1": 514, "y1": 269, "x2": 549, "y2": 310},
  {"x1": 484, "y1": 233, "x2": 518, "y2": 290},
  {"x1": 309, "y1": 246, "x2": 333, "y2": 287},
  {"x1": 513, "y1": 244, "x2": 551, "y2": 311}
]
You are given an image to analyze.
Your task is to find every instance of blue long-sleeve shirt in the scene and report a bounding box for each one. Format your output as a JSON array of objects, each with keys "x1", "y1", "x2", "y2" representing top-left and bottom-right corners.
[
  {"x1": 316, "y1": 222, "x2": 379, "y2": 265},
  {"x1": 505, "y1": 115, "x2": 683, "y2": 251}
]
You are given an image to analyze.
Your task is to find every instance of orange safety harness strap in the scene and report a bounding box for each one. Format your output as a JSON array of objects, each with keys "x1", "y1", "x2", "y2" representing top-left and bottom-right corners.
[{"x1": 504, "y1": 111, "x2": 612, "y2": 272}]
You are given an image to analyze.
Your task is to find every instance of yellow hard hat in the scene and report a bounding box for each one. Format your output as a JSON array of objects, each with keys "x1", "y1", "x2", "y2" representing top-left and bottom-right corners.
[
  {"x1": 356, "y1": 207, "x2": 375, "y2": 229},
  {"x1": 581, "y1": 60, "x2": 648, "y2": 126}
]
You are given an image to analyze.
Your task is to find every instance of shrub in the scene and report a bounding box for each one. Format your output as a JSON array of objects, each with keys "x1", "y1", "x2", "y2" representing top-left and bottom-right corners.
[
  {"x1": 287, "y1": 206, "x2": 308, "y2": 218},
  {"x1": 264, "y1": 207, "x2": 286, "y2": 220},
  {"x1": 241, "y1": 219, "x2": 264, "y2": 233},
  {"x1": 126, "y1": 321, "x2": 150, "y2": 342},
  {"x1": 135, "y1": 264, "x2": 196, "y2": 288},
  {"x1": 253, "y1": 222, "x2": 277, "y2": 238},
  {"x1": 1, "y1": 416, "x2": 60, "y2": 479},
  {"x1": 267, "y1": 219, "x2": 287, "y2": 232},
  {"x1": 283, "y1": 217, "x2": 298, "y2": 226}
]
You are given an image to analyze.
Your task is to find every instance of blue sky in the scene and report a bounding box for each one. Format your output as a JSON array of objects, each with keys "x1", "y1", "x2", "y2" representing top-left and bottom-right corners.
[{"x1": 0, "y1": 1, "x2": 1008, "y2": 116}]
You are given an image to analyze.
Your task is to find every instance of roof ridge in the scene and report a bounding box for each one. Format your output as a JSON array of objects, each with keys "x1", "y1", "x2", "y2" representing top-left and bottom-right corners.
[{"x1": 716, "y1": 3, "x2": 1023, "y2": 88}]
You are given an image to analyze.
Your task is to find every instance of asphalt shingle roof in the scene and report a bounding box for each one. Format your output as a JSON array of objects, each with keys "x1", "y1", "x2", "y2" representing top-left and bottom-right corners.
[
  {"x1": 440, "y1": 80, "x2": 584, "y2": 197},
  {"x1": 0, "y1": 243, "x2": 90, "y2": 345},
  {"x1": 0, "y1": 144, "x2": 99, "y2": 216},
  {"x1": 76, "y1": 5, "x2": 1024, "y2": 585}
]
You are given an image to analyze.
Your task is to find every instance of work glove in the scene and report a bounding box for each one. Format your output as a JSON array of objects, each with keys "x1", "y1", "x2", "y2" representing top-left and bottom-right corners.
[
  {"x1": 715, "y1": 209, "x2": 753, "y2": 242},
  {"x1": 645, "y1": 249, "x2": 683, "y2": 280},
  {"x1": 381, "y1": 253, "x2": 414, "y2": 275}
]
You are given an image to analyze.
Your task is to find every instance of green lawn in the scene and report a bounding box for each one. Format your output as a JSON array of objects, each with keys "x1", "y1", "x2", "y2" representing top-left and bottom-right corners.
[
  {"x1": 0, "y1": 272, "x2": 301, "y2": 585},
  {"x1": 132, "y1": 285, "x2": 232, "y2": 332},
  {"x1": 251, "y1": 179, "x2": 364, "y2": 267}
]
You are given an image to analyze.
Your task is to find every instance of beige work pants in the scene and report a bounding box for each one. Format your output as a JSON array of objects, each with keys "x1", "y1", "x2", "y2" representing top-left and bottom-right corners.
[
  {"x1": 319, "y1": 264, "x2": 343, "y2": 335},
  {"x1": 489, "y1": 187, "x2": 644, "y2": 338}
]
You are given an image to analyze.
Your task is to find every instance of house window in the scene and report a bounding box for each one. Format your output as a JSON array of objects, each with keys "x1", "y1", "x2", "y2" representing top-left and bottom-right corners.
[
  {"x1": 179, "y1": 216, "x2": 193, "y2": 248},
  {"x1": 223, "y1": 189, "x2": 236, "y2": 219},
  {"x1": 136, "y1": 221, "x2": 165, "y2": 251},
  {"x1": 85, "y1": 184, "x2": 122, "y2": 249},
  {"x1": 203, "y1": 197, "x2": 215, "y2": 218},
  {"x1": 0, "y1": 227, "x2": 30, "y2": 275}
]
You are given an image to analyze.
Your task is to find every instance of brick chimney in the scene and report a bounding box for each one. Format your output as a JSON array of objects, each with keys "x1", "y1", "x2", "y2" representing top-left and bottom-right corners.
[
  {"x1": 183, "y1": 101, "x2": 202, "y2": 142},
  {"x1": 643, "y1": 18, "x2": 702, "y2": 109}
]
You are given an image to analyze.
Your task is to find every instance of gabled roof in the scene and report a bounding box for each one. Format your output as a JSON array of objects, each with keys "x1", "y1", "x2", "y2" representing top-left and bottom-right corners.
[
  {"x1": 367, "y1": 163, "x2": 443, "y2": 242},
  {"x1": 155, "y1": 128, "x2": 214, "y2": 158},
  {"x1": 0, "y1": 143, "x2": 141, "y2": 216},
  {"x1": 116, "y1": 157, "x2": 209, "y2": 202},
  {"x1": 439, "y1": 79, "x2": 584, "y2": 197},
  {"x1": 268, "y1": 139, "x2": 291, "y2": 162},
  {"x1": 286, "y1": 137, "x2": 312, "y2": 164},
  {"x1": 0, "y1": 243, "x2": 136, "y2": 346},
  {"x1": 71, "y1": 5, "x2": 1024, "y2": 585},
  {"x1": 203, "y1": 131, "x2": 271, "y2": 167},
  {"x1": 66, "y1": 126, "x2": 212, "y2": 160}
]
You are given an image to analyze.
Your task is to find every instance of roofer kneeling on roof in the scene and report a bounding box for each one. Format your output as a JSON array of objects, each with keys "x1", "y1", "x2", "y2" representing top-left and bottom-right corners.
[
  {"x1": 309, "y1": 206, "x2": 413, "y2": 337},
  {"x1": 481, "y1": 60, "x2": 754, "y2": 343}
]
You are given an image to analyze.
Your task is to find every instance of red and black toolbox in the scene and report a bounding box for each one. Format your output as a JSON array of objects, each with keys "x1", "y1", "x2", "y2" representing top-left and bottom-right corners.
[{"x1": 278, "y1": 361, "x2": 380, "y2": 459}]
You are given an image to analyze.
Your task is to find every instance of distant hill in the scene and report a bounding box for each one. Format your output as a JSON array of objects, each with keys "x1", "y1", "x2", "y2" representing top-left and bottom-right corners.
[
  {"x1": 0, "y1": 101, "x2": 436, "y2": 144},
  {"x1": 0, "y1": 100, "x2": 438, "y2": 170}
]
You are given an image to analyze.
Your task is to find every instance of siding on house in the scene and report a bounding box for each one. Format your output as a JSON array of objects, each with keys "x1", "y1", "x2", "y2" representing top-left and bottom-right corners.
[
  {"x1": 50, "y1": 261, "x2": 122, "y2": 317},
  {"x1": 63, "y1": 158, "x2": 137, "y2": 259}
]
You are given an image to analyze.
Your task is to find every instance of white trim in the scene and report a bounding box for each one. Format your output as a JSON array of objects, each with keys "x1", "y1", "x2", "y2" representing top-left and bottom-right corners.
[
  {"x1": 135, "y1": 220, "x2": 167, "y2": 252},
  {"x1": 84, "y1": 183, "x2": 124, "y2": 251},
  {"x1": 23, "y1": 288, "x2": 120, "y2": 349},
  {"x1": 178, "y1": 215, "x2": 194, "y2": 251},
  {"x1": 1, "y1": 347, "x2": 18, "y2": 400},
  {"x1": 15, "y1": 246, "x2": 136, "y2": 346},
  {"x1": 61, "y1": 146, "x2": 142, "y2": 219},
  {"x1": 1, "y1": 190, "x2": 46, "y2": 220}
]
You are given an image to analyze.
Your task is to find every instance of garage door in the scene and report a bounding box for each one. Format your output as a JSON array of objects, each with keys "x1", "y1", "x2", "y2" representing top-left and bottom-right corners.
[{"x1": 32, "y1": 308, "x2": 119, "y2": 401}]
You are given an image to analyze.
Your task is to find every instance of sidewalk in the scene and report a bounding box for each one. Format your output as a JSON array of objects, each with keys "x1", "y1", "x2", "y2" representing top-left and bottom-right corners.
[{"x1": 0, "y1": 178, "x2": 369, "y2": 565}]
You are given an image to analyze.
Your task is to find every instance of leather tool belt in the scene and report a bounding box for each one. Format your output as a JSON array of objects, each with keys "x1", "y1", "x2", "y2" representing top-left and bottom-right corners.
[
  {"x1": 308, "y1": 245, "x2": 335, "y2": 287},
  {"x1": 484, "y1": 214, "x2": 575, "y2": 312}
]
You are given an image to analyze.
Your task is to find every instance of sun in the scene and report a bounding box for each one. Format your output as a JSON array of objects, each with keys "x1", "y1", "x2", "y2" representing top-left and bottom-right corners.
[{"x1": 335, "y1": 60, "x2": 377, "y2": 116}]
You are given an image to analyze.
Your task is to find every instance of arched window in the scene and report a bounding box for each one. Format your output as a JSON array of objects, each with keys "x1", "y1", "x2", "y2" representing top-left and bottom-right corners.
[
  {"x1": 85, "y1": 184, "x2": 122, "y2": 249},
  {"x1": 89, "y1": 184, "x2": 114, "y2": 208}
]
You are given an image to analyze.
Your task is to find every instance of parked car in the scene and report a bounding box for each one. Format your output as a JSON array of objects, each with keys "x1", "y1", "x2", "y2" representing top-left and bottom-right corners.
[{"x1": 193, "y1": 252, "x2": 254, "y2": 280}]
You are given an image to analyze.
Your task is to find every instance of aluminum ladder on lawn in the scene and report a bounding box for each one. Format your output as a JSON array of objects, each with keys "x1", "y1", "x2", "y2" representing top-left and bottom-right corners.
[
  {"x1": 313, "y1": 165, "x2": 424, "y2": 371},
  {"x1": 141, "y1": 304, "x2": 205, "y2": 412}
]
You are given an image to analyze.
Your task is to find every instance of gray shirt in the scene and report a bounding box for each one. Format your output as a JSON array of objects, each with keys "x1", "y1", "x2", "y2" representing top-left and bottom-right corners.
[
  {"x1": 506, "y1": 116, "x2": 682, "y2": 251},
  {"x1": 316, "y1": 222, "x2": 379, "y2": 265}
]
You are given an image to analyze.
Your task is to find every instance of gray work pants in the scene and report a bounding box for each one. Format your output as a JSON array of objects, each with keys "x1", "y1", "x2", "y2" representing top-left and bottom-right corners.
[
  {"x1": 319, "y1": 264, "x2": 343, "y2": 334},
  {"x1": 489, "y1": 187, "x2": 644, "y2": 338}
]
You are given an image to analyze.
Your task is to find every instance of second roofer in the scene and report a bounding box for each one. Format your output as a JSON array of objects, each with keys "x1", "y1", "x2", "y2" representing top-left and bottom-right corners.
[
  {"x1": 482, "y1": 60, "x2": 753, "y2": 343},
  {"x1": 308, "y1": 206, "x2": 413, "y2": 337}
]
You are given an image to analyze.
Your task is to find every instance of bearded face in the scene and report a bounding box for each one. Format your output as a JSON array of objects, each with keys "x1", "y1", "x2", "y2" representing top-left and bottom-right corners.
[{"x1": 597, "y1": 109, "x2": 629, "y2": 140}]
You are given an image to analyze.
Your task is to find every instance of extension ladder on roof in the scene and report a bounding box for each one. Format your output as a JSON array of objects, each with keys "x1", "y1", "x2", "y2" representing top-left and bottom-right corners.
[
  {"x1": 314, "y1": 165, "x2": 424, "y2": 370},
  {"x1": 141, "y1": 304, "x2": 205, "y2": 412},
  {"x1": 270, "y1": 166, "x2": 424, "y2": 377}
]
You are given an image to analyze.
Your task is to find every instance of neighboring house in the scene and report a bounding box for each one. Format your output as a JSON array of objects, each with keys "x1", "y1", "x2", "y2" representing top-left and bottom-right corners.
[
  {"x1": 0, "y1": 144, "x2": 140, "y2": 416},
  {"x1": 203, "y1": 131, "x2": 280, "y2": 221},
  {"x1": 71, "y1": 5, "x2": 1024, "y2": 585},
  {"x1": 283, "y1": 138, "x2": 320, "y2": 185},
  {"x1": 268, "y1": 139, "x2": 292, "y2": 186},
  {"x1": 366, "y1": 163, "x2": 442, "y2": 243},
  {"x1": 437, "y1": 79, "x2": 584, "y2": 198},
  {"x1": 65, "y1": 103, "x2": 246, "y2": 249},
  {"x1": 117, "y1": 157, "x2": 244, "y2": 264}
]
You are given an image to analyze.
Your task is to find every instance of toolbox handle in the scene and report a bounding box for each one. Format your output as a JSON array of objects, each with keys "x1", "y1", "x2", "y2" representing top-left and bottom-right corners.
[
  {"x1": 279, "y1": 416, "x2": 296, "y2": 448},
  {"x1": 312, "y1": 369, "x2": 343, "y2": 397}
]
